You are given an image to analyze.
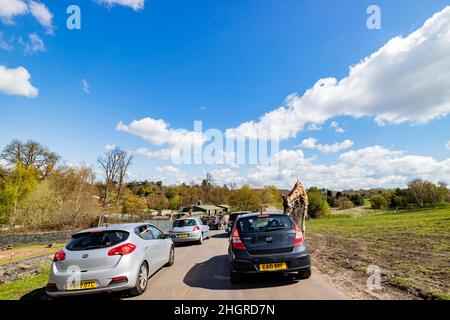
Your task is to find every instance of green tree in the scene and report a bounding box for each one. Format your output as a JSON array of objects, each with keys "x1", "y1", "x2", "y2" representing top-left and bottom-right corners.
[
  {"x1": 230, "y1": 185, "x2": 261, "y2": 211},
  {"x1": 370, "y1": 195, "x2": 387, "y2": 209},
  {"x1": 121, "y1": 195, "x2": 146, "y2": 214},
  {"x1": 307, "y1": 188, "x2": 330, "y2": 218},
  {"x1": 0, "y1": 164, "x2": 37, "y2": 225},
  {"x1": 350, "y1": 194, "x2": 365, "y2": 207}
]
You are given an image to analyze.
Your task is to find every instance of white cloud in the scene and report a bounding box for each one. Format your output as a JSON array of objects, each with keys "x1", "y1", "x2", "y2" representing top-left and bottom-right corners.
[
  {"x1": 28, "y1": 1, "x2": 53, "y2": 34},
  {"x1": 298, "y1": 138, "x2": 354, "y2": 153},
  {"x1": 155, "y1": 166, "x2": 188, "y2": 184},
  {"x1": 331, "y1": 121, "x2": 345, "y2": 133},
  {"x1": 0, "y1": 64, "x2": 38, "y2": 98},
  {"x1": 117, "y1": 118, "x2": 205, "y2": 151},
  {"x1": 245, "y1": 146, "x2": 450, "y2": 190},
  {"x1": 21, "y1": 33, "x2": 45, "y2": 54},
  {"x1": 226, "y1": 7, "x2": 450, "y2": 141},
  {"x1": 105, "y1": 144, "x2": 116, "y2": 150},
  {"x1": 81, "y1": 79, "x2": 90, "y2": 94},
  {"x1": 446, "y1": 140, "x2": 450, "y2": 150},
  {"x1": 0, "y1": 0, "x2": 28, "y2": 24},
  {"x1": 96, "y1": 0, "x2": 145, "y2": 11}
]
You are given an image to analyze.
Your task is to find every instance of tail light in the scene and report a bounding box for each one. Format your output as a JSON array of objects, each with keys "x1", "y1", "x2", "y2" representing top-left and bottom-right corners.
[
  {"x1": 293, "y1": 222, "x2": 304, "y2": 247},
  {"x1": 53, "y1": 250, "x2": 66, "y2": 262},
  {"x1": 231, "y1": 228, "x2": 246, "y2": 251},
  {"x1": 46, "y1": 283, "x2": 57, "y2": 291},
  {"x1": 108, "y1": 243, "x2": 136, "y2": 256},
  {"x1": 109, "y1": 276, "x2": 128, "y2": 285},
  {"x1": 193, "y1": 226, "x2": 200, "y2": 231}
]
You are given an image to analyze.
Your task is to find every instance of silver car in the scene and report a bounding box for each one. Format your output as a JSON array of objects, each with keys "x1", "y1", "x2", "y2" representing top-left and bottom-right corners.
[
  {"x1": 46, "y1": 223, "x2": 174, "y2": 297},
  {"x1": 169, "y1": 217, "x2": 210, "y2": 244}
]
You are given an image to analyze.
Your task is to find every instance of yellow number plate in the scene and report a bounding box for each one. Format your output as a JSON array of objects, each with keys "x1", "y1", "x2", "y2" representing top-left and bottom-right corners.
[
  {"x1": 259, "y1": 262, "x2": 287, "y2": 272},
  {"x1": 178, "y1": 234, "x2": 189, "y2": 238},
  {"x1": 67, "y1": 281, "x2": 97, "y2": 291}
]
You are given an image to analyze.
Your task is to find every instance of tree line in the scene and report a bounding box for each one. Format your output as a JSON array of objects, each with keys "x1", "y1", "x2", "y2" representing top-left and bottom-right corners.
[{"x1": 0, "y1": 139, "x2": 448, "y2": 231}]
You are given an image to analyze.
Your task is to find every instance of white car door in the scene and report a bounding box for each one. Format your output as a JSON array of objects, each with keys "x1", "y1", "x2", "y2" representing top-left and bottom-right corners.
[
  {"x1": 199, "y1": 218, "x2": 209, "y2": 237},
  {"x1": 149, "y1": 226, "x2": 169, "y2": 269},
  {"x1": 136, "y1": 224, "x2": 160, "y2": 275}
]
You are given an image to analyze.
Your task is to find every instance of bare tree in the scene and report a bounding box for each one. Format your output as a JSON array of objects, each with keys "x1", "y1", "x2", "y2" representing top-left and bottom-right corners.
[
  {"x1": 115, "y1": 150, "x2": 133, "y2": 206},
  {"x1": 97, "y1": 147, "x2": 133, "y2": 207},
  {"x1": 98, "y1": 148, "x2": 120, "y2": 206}
]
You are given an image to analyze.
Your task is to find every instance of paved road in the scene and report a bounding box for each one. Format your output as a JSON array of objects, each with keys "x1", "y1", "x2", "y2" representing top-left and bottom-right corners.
[{"x1": 128, "y1": 231, "x2": 349, "y2": 300}]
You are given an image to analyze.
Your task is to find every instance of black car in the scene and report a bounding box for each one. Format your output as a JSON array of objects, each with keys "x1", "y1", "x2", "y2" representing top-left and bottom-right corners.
[
  {"x1": 204, "y1": 215, "x2": 221, "y2": 230},
  {"x1": 228, "y1": 212, "x2": 311, "y2": 283},
  {"x1": 226, "y1": 211, "x2": 251, "y2": 234}
]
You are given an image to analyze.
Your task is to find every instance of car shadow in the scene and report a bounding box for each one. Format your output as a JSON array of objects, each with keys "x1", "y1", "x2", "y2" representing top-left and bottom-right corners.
[
  {"x1": 183, "y1": 254, "x2": 300, "y2": 290},
  {"x1": 211, "y1": 232, "x2": 229, "y2": 239},
  {"x1": 20, "y1": 286, "x2": 127, "y2": 300}
]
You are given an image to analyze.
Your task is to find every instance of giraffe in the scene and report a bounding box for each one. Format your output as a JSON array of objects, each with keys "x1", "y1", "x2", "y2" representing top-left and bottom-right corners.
[{"x1": 282, "y1": 180, "x2": 309, "y2": 236}]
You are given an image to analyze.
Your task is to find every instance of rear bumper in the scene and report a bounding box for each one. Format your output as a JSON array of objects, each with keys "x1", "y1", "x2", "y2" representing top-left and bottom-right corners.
[
  {"x1": 170, "y1": 231, "x2": 202, "y2": 243},
  {"x1": 46, "y1": 256, "x2": 141, "y2": 297},
  {"x1": 229, "y1": 244, "x2": 311, "y2": 274}
]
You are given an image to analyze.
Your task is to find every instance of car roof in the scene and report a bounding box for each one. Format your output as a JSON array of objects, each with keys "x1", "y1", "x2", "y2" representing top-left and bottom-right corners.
[
  {"x1": 73, "y1": 223, "x2": 157, "y2": 235},
  {"x1": 238, "y1": 212, "x2": 287, "y2": 219}
]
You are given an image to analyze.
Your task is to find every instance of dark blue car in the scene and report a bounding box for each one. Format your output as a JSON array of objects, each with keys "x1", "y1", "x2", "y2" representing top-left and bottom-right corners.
[{"x1": 228, "y1": 212, "x2": 311, "y2": 283}]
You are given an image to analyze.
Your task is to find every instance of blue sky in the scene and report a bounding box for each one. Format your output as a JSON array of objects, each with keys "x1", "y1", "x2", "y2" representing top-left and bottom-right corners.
[{"x1": 1, "y1": 0, "x2": 450, "y2": 189}]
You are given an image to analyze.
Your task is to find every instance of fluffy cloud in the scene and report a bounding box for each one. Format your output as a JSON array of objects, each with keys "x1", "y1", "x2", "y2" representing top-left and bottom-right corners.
[
  {"x1": 298, "y1": 138, "x2": 354, "y2": 153},
  {"x1": 28, "y1": 1, "x2": 53, "y2": 34},
  {"x1": 0, "y1": 0, "x2": 28, "y2": 24},
  {"x1": 117, "y1": 118, "x2": 205, "y2": 161},
  {"x1": 96, "y1": 0, "x2": 145, "y2": 11},
  {"x1": 21, "y1": 33, "x2": 45, "y2": 54},
  {"x1": 0, "y1": 64, "x2": 38, "y2": 98},
  {"x1": 155, "y1": 166, "x2": 188, "y2": 184},
  {"x1": 226, "y1": 7, "x2": 450, "y2": 141},
  {"x1": 245, "y1": 146, "x2": 450, "y2": 189}
]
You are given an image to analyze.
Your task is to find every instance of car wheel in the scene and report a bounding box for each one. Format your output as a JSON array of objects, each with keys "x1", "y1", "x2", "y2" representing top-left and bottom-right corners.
[
  {"x1": 129, "y1": 262, "x2": 149, "y2": 296},
  {"x1": 297, "y1": 267, "x2": 312, "y2": 280},
  {"x1": 166, "y1": 246, "x2": 175, "y2": 267},
  {"x1": 198, "y1": 233, "x2": 204, "y2": 245}
]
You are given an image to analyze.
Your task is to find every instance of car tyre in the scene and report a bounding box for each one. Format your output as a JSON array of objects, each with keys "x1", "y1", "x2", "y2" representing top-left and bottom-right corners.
[
  {"x1": 297, "y1": 267, "x2": 312, "y2": 280},
  {"x1": 129, "y1": 262, "x2": 149, "y2": 296},
  {"x1": 165, "y1": 246, "x2": 175, "y2": 267},
  {"x1": 198, "y1": 233, "x2": 204, "y2": 245}
]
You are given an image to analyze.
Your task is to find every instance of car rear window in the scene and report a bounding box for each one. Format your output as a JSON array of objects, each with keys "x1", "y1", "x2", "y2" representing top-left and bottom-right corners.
[
  {"x1": 173, "y1": 219, "x2": 197, "y2": 227},
  {"x1": 229, "y1": 213, "x2": 240, "y2": 221},
  {"x1": 237, "y1": 215, "x2": 293, "y2": 233},
  {"x1": 66, "y1": 231, "x2": 129, "y2": 251}
]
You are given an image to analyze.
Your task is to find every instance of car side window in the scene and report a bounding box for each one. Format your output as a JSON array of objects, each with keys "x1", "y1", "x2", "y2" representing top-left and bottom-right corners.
[
  {"x1": 149, "y1": 226, "x2": 165, "y2": 240},
  {"x1": 135, "y1": 225, "x2": 154, "y2": 240}
]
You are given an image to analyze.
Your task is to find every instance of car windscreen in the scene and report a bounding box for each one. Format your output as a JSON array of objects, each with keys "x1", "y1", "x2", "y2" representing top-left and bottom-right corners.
[
  {"x1": 66, "y1": 231, "x2": 129, "y2": 251},
  {"x1": 237, "y1": 215, "x2": 293, "y2": 233},
  {"x1": 173, "y1": 219, "x2": 197, "y2": 227}
]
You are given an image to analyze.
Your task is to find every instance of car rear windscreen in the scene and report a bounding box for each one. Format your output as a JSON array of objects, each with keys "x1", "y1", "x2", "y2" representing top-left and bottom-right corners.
[
  {"x1": 237, "y1": 215, "x2": 294, "y2": 233},
  {"x1": 173, "y1": 219, "x2": 196, "y2": 227},
  {"x1": 66, "y1": 231, "x2": 129, "y2": 251}
]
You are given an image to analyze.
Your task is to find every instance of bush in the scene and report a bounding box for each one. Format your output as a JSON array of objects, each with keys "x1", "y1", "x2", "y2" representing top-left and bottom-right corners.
[
  {"x1": 337, "y1": 200, "x2": 354, "y2": 210},
  {"x1": 370, "y1": 195, "x2": 387, "y2": 209},
  {"x1": 308, "y1": 188, "x2": 330, "y2": 218},
  {"x1": 350, "y1": 194, "x2": 365, "y2": 207}
]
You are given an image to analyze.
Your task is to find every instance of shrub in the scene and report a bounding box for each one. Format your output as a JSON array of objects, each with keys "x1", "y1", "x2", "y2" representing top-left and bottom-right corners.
[
  {"x1": 350, "y1": 194, "x2": 365, "y2": 207},
  {"x1": 337, "y1": 200, "x2": 354, "y2": 210},
  {"x1": 370, "y1": 195, "x2": 387, "y2": 209},
  {"x1": 308, "y1": 188, "x2": 330, "y2": 218}
]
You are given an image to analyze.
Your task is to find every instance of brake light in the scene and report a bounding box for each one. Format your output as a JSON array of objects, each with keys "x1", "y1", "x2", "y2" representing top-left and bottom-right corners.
[
  {"x1": 231, "y1": 228, "x2": 246, "y2": 251},
  {"x1": 109, "y1": 276, "x2": 128, "y2": 285},
  {"x1": 257, "y1": 214, "x2": 270, "y2": 218},
  {"x1": 193, "y1": 226, "x2": 200, "y2": 231},
  {"x1": 108, "y1": 243, "x2": 136, "y2": 256},
  {"x1": 293, "y1": 222, "x2": 304, "y2": 247},
  {"x1": 53, "y1": 250, "x2": 66, "y2": 262}
]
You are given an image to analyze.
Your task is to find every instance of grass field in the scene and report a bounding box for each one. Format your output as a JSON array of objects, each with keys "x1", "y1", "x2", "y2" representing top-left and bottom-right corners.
[
  {"x1": 0, "y1": 243, "x2": 65, "y2": 265},
  {"x1": 307, "y1": 207, "x2": 450, "y2": 299},
  {"x1": 0, "y1": 262, "x2": 50, "y2": 300}
]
